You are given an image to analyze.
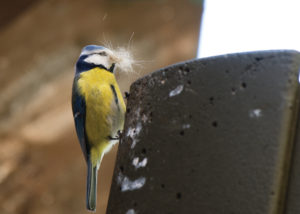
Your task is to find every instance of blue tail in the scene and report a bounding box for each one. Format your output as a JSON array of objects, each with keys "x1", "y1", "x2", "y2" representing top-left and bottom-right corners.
[{"x1": 86, "y1": 159, "x2": 98, "y2": 212}]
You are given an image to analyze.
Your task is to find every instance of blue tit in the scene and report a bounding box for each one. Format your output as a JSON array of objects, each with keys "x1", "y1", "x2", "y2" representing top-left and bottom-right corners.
[{"x1": 72, "y1": 45, "x2": 126, "y2": 211}]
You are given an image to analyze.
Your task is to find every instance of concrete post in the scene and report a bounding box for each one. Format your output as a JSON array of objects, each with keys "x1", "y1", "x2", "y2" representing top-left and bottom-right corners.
[{"x1": 107, "y1": 50, "x2": 300, "y2": 214}]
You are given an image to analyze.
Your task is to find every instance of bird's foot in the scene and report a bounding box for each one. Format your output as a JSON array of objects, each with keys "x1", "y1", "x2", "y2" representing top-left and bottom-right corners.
[
  {"x1": 108, "y1": 130, "x2": 123, "y2": 141},
  {"x1": 124, "y1": 92, "x2": 130, "y2": 99},
  {"x1": 117, "y1": 130, "x2": 123, "y2": 138}
]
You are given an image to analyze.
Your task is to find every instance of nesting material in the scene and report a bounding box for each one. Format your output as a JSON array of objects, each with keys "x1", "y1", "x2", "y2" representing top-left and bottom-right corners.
[{"x1": 109, "y1": 47, "x2": 136, "y2": 73}]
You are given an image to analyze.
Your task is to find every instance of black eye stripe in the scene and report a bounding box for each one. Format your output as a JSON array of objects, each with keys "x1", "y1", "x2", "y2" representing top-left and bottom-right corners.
[{"x1": 98, "y1": 51, "x2": 107, "y2": 56}]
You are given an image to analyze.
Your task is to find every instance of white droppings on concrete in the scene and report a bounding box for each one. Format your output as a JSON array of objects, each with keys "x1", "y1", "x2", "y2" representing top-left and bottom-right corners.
[
  {"x1": 182, "y1": 124, "x2": 191, "y2": 129},
  {"x1": 127, "y1": 122, "x2": 142, "y2": 149},
  {"x1": 117, "y1": 173, "x2": 146, "y2": 192},
  {"x1": 132, "y1": 157, "x2": 139, "y2": 166},
  {"x1": 117, "y1": 173, "x2": 123, "y2": 184},
  {"x1": 135, "y1": 107, "x2": 141, "y2": 118},
  {"x1": 132, "y1": 157, "x2": 148, "y2": 169},
  {"x1": 141, "y1": 114, "x2": 148, "y2": 123},
  {"x1": 169, "y1": 85, "x2": 184, "y2": 97},
  {"x1": 131, "y1": 140, "x2": 137, "y2": 149},
  {"x1": 249, "y1": 109, "x2": 262, "y2": 118},
  {"x1": 126, "y1": 127, "x2": 135, "y2": 138},
  {"x1": 126, "y1": 209, "x2": 136, "y2": 214}
]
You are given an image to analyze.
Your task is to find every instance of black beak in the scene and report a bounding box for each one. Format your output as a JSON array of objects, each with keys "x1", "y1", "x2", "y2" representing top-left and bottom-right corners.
[{"x1": 109, "y1": 63, "x2": 115, "y2": 73}]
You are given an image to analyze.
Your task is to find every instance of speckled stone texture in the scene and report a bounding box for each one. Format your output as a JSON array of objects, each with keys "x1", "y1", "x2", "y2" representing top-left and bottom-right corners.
[{"x1": 107, "y1": 50, "x2": 300, "y2": 214}]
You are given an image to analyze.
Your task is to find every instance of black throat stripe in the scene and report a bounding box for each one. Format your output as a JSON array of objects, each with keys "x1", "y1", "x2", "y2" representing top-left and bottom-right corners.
[{"x1": 110, "y1": 84, "x2": 120, "y2": 110}]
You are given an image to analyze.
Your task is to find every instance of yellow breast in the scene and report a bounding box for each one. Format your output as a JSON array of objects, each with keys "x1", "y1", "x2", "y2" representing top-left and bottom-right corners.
[{"x1": 77, "y1": 67, "x2": 126, "y2": 165}]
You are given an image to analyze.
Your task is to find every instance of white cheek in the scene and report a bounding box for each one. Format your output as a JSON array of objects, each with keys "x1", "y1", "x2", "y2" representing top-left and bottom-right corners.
[{"x1": 84, "y1": 54, "x2": 110, "y2": 68}]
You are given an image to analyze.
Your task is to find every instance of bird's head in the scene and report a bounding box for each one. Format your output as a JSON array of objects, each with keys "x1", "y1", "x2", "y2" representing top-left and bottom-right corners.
[{"x1": 75, "y1": 45, "x2": 134, "y2": 74}]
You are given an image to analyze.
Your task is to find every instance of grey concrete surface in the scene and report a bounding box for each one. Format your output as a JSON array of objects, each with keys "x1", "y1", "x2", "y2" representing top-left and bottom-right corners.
[
  {"x1": 286, "y1": 80, "x2": 300, "y2": 214},
  {"x1": 107, "y1": 50, "x2": 300, "y2": 214}
]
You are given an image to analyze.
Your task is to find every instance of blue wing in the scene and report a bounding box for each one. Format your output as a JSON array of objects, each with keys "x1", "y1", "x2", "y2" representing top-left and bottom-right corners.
[{"x1": 72, "y1": 76, "x2": 89, "y2": 161}]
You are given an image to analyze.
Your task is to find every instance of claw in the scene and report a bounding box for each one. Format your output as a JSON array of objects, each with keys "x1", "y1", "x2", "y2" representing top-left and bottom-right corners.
[{"x1": 124, "y1": 92, "x2": 130, "y2": 99}]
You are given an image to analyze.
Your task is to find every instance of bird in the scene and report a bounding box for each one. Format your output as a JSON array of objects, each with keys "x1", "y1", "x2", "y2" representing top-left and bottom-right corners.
[{"x1": 72, "y1": 45, "x2": 127, "y2": 211}]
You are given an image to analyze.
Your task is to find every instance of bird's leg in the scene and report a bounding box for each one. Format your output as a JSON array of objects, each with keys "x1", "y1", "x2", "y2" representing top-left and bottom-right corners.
[
  {"x1": 124, "y1": 92, "x2": 130, "y2": 99},
  {"x1": 116, "y1": 130, "x2": 123, "y2": 138}
]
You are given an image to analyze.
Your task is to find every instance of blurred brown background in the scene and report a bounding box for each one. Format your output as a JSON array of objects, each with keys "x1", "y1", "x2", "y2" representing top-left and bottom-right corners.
[{"x1": 0, "y1": 0, "x2": 202, "y2": 213}]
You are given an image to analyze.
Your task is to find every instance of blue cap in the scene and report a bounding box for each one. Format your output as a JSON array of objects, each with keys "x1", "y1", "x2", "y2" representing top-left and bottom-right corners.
[{"x1": 80, "y1": 45, "x2": 106, "y2": 55}]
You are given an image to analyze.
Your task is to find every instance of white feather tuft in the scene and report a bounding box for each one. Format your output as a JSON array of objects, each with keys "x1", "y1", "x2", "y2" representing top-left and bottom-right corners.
[{"x1": 108, "y1": 47, "x2": 136, "y2": 73}]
